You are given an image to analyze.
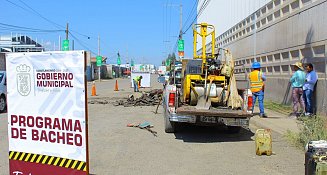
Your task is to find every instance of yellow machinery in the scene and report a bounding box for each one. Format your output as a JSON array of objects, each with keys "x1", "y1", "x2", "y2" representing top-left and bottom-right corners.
[{"x1": 183, "y1": 23, "x2": 227, "y2": 107}]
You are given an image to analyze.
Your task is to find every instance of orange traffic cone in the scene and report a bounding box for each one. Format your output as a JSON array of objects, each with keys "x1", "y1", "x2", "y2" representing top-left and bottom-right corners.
[
  {"x1": 138, "y1": 82, "x2": 141, "y2": 89},
  {"x1": 91, "y1": 81, "x2": 97, "y2": 96},
  {"x1": 114, "y1": 80, "x2": 119, "y2": 91}
]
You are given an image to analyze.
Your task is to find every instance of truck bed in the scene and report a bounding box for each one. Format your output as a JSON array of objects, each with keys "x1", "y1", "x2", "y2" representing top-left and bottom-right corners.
[{"x1": 176, "y1": 106, "x2": 252, "y2": 118}]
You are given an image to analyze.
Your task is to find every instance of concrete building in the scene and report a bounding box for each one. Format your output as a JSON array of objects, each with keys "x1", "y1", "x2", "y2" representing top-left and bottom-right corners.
[
  {"x1": 0, "y1": 34, "x2": 44, "y2": 71},
  {"x1": 198, "y1": 0, "x2": 327, "y2": 115},
  {"x1": 0, "y1": 34, "x2": 44, "y2": 52}
]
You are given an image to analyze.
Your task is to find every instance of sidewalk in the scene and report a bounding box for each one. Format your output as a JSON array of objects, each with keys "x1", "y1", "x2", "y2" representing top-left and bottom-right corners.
[{"x1": 250, "y1": 108, "x2": 301, "y2": 135}]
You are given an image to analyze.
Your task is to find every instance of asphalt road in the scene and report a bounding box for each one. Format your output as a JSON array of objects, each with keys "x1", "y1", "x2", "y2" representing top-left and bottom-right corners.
[{"x1": 0, "y1": 75, "x2": 304, "y2": 175}]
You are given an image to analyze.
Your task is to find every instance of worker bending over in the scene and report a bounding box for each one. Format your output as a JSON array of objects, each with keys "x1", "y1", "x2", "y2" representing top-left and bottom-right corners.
[
  {"x1": 249, "y1": 62, "x2": 267, "y2": 118},
  {"x1": 133, "y1": 76, "x2": 143, "y2": 92}
]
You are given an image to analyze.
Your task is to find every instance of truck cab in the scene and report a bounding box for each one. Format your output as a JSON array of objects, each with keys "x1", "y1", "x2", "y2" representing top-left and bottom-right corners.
[{"x1": 0, "y1": 71, "x2": 7, "y2": 113}]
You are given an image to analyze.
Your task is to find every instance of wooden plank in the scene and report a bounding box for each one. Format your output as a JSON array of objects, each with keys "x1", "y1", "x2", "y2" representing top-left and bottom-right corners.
[{"x1": 176, "y1": 106, "x2": 252, "y2": 118}]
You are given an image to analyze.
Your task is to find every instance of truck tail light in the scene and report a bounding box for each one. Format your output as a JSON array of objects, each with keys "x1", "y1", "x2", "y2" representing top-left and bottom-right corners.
[
  {"x1": 247, "y1": 95, "x2": 253, "y2": 111},
  {"x1": 168, "y1": 93, "x2": 175, "y2": 107}
]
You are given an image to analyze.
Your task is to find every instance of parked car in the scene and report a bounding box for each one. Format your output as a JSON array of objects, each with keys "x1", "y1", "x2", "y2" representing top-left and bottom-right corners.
[{"x1": 0, "y1": 71, "x2": 7, "y2": 113}]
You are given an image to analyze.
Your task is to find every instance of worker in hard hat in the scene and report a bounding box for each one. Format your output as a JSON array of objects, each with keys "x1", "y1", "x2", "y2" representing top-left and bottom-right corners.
[
  {"x1": 249, "y1": 62, "x2": 267, "y2": 118},
  {"x1": 133, "y1": 76, "x2": 143, "y2": 92}
]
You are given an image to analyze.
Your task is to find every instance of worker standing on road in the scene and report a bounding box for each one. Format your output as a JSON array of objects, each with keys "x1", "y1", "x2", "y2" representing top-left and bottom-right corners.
[
  {"x1": 133, "y1": 76, "x2": 143, "y2": 92},
  {"x1": 249, "y1": 62, "x2": 267, "y2": 118},
  {"x1": 289, "y1": 62, "x2": 306, "y2": 117},
  {"x1": 303, "y1": 63, "x2": 318, "y2": 116}
]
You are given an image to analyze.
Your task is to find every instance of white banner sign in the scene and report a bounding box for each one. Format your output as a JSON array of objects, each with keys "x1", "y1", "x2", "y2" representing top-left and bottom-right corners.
[{"x1": 6, "y1": 51, "x2": 88, "y2": 174}]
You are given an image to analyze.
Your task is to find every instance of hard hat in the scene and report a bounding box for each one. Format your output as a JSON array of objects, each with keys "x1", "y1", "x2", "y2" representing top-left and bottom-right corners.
[{"x1": 252, "y1": 62, "x2": 261, "y2": 69}]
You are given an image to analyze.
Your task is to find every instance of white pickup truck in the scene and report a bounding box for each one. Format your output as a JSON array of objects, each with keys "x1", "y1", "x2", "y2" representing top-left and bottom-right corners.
[{"x1": 0, "y1": 71, "x2": 7, "y2": 113}]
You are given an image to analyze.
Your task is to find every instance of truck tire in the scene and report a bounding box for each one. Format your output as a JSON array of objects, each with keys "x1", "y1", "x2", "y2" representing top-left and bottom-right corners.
[
  {"x1": 164, "y1": 107, "x2": 176, "y2": 133},
  {"x1": 0, "y1": 95, "x2": 6, "y2": 113},
  {"x1": 227, "y1": 126, "x2": 241, "y2": 134}
]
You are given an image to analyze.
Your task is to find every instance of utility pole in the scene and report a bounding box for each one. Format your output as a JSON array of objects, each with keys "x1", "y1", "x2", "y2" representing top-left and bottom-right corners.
[
  {"x1": 98, "y1": 35, "x2": 100, "y2": 56},
  {"x1": 180, "y1": 2, "x2": 183, "y2": 50},
  {"x1": 72, "y1": 40, "x2": 74, "y2": 50},
  {"x1": 176, "y1": 1, "x2": 183, "y2": 85},
  {"x1": 59, "y1": 35, "x2": 61, "y2": 51},
  {"x1": 98, "y1": 35, "x2": 101, "y2": 81},
  {"x1": 66, "y1": 23, "x2": 69, "y2": 40}
]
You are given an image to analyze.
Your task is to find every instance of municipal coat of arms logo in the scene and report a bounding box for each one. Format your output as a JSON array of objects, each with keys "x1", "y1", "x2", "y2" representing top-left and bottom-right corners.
[{"x1": 16, "y1": 64, "x2": 31, "y2": 96}]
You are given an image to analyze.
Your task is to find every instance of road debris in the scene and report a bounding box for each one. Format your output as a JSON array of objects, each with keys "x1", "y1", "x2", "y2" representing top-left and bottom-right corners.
[
  {"x1": 88, "y1": 99, "x2": 110, "y2": 105},
  {"x1": 88, "y1": 97, "x2": 123, "y2": 105},
  {"x1": 127, "y1": 121, "x2": 158, "y2": 137},
  {"x1": 114, "y1": 89, "x2": 163, "y2": 107}
]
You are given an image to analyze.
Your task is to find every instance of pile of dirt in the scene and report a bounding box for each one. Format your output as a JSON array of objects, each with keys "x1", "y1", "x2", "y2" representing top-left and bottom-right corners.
[{"x1": 113, "y1": 89, "x2": 163, "y2": 107}]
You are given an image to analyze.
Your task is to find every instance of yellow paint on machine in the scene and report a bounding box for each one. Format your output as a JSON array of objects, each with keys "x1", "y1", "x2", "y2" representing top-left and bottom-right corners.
[
  {"x1": 183, "y1": 74, "x2": 226, "y2": 102},
  {"x1": 255, "y1": 129, "x2": 272, "y2": 156}
]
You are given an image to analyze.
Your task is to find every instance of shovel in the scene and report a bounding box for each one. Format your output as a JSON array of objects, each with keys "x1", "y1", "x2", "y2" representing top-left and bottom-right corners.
[{"x1": 196, "y1": 78, "x2": 214, "y2": 110}]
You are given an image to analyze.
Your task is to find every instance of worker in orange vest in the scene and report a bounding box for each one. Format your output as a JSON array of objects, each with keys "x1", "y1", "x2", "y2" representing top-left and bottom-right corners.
[{"x1": 249, "y1": 62, "x2": 267, "y2": 118}]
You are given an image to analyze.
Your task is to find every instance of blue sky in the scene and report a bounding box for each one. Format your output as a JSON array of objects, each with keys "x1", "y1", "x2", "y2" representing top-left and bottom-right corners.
[{"x1": 0, "y1": 0, "x2": 198, "y2": 66}]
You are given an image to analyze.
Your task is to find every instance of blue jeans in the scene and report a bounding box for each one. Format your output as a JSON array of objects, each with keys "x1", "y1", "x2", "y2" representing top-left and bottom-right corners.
[
  {"x1": 252, "y1": 90, "x2": 265, "y2": 115},
  {"x1": 303, "y1": 89, "x2": 313, "y2": 114},
  {"x1": 133, "y1": 80, "x2": 138, "y2": 92}
]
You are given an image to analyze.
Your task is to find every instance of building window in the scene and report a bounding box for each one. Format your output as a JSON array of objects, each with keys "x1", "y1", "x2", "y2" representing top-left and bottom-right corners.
[
  {"x1": 274, "y1": 0, "x2": 281, "y2": 7},
  {"x1": 274, "y1": 66, "x2": 281, "y2": 73},
  {"x1": 291, "y1": 50, "x2": 300, "y2": 60},
  {"x1": 282, "y1": 52, "x2": 290, "y2": 60},
  {"x1": 313, "y1": 45, "x2": 325, "y2": 57},
  {"x1": 301, "y1": 0, "x2": 311, "y2": 6},
  {"x1": 274, "y1": 53, "x2": 281, "y2": 61},
  {"x1": 282, "y1": 5, "x2": 290, "y2": 14},
  {"x1": 274, "y1": 10, "x2": 281, "y2": 19},
  {"x1": 291, "y1": 0, "x2": 300, "y2": 10},
  {"x1": 261, "y1": 56, "x2": 267, "y2": 63},
  {"x1": 281, "y1": 65, "x2": 289, "y2": 73}
]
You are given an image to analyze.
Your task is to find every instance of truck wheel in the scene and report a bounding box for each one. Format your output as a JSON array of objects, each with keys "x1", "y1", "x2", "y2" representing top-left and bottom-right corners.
[
  {"x1": 227, "y1": 126, "x2": 241, "y2": 134},
  {"x1": 164, "y1": 107, "x2": 175, "y2": 133},
  {"x1": 0, "y1": 95, "x2": 6, "y2": 113}
]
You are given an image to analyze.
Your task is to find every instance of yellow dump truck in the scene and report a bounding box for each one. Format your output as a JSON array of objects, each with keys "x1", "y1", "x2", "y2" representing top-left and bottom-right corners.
[{"x1": 162, "y1": 23, "x2": 252, "y2": 133}]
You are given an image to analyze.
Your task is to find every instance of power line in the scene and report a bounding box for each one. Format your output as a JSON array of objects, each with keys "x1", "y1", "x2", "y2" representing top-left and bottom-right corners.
[
  {"x1": 0, "y1": 22, "x2": 63, "y2": 32},
  {"x1": 168, "y1": 0, "x2": 211, "y2": 55},
  {"x1": 182, "y1": 0, "x2": 211, "y2": 34},
  {"x1": 182, "y1": 0, "x2": 198, "y2": 32},
  {"x1": 17, "y1": 0, "x2": 63, "y2": 29},
  {"x1": 5, "y1": 0, "x2": 92, "y2": 39},
  {"x1": 69, "y1": 32, "x2": 97, "y2": 55},
  {"x1": 167, "y1": 0, "x2": 211, "y2": 56},
  {"x1": 4, "y1": 0, "x2": 103, "y2": 55},
  {"x1": 5, "y1": 0, "x2": 62, "y2": 30},
  {"x1": 0, "y1": 29, "x2": 63, "y2": 34},
  {"x1": 4, "y1": 0, "x2": 32, "y2": 14}
]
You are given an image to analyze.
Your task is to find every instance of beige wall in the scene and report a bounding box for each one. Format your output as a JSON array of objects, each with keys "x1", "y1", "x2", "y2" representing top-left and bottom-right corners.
[{"x1": 201, "y1": 0, "x2": 327, "y2": 115}]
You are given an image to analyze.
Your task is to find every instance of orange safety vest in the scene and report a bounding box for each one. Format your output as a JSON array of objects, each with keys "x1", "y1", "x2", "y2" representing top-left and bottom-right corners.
[{"x1": 249, "y1": 70, "x2": 264, "y2": 93}]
